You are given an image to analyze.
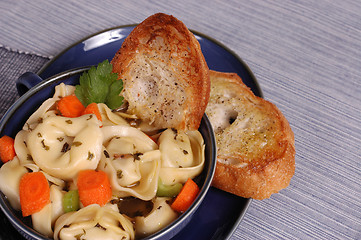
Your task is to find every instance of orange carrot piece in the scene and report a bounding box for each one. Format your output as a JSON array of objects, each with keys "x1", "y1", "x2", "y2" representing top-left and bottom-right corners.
[
  {"x1": 0, "y1": 135, "x2": 16, "y2": 163},
  {"x1": 19, "y1": 172, "x2": 50, "y2": 217},
  {"x1": 57, "y1": 95, "x2": 85, "y2": 118},
  {"x1": 82, "y1": 102, "x2": 102, "y2": 121},
  {"x1": 77, "y1": 170, "x2": 112, "y2": 207},
  {"x1": 171, "y1": 178, "x2": 200, "y2": 213}
]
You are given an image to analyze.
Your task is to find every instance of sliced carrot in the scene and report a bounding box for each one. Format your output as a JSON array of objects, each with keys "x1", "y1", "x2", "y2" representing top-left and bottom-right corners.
[
  {"x1": 82, "y1": 102, "x2": 102, "y2": 122},
  {"x1": 77, "y1": 169, "x2": 112, "y2": 207},
  {"x1": 171, "y1": 178, "x2": 200, "y2": 213},
  {"x1": 0, "y1": 135, "x2": 16, "y2": 163},
  {"x1": 57, "y1": 95, "x2": 85, "y2": 118},
  {"x1": 19, "y1": 172, "x2": 50, "y2": 217}
]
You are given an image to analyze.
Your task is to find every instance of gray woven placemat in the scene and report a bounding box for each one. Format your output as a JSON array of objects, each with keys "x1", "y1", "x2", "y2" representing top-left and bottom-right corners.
[{"x1": 0, "y1": 47, "x2": 50, "y2": 118}]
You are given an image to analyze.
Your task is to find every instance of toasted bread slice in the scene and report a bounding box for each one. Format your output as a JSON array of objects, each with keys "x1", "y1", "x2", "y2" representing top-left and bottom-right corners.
[
  {"x1": 111, "y1": 13, "x2": 210, "y2": 131},
  {"x1": 206, "y1": 70, "x2": 295, "y2": 200}
]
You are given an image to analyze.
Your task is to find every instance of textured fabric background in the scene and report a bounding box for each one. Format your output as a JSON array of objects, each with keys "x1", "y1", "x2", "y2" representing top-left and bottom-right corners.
[{"x1": 0, "y1": 0, "x2": 360, "y2": 239}]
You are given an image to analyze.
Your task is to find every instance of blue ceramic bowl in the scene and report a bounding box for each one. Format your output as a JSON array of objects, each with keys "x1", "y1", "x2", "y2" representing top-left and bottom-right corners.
[{"x1": 0, "y1": 67, "x2": 217, "y2": 240}]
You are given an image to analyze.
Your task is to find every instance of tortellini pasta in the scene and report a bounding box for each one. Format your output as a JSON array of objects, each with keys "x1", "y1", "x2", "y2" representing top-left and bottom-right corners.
[
  {"x1": 0, "y1": 82, "x2": 206, "y2": 240},
  {"x1": 98, "y1": 103, "x2": 130, "y2": 127},
  {"x1": 32, "y1": 185, "x2": 65, "y2": 237},
  {"x1": 98, "y1": 125, "x2": 161, "y2": 200},
  {"x1": 135, "y1": 197, "x2": 178, "y2": 237},
  {"x1": 0, "y1": 157, "x2": 28, "y2": 210},
  {"x1": 24, "y1": 83, "x2": 75, "y2": 131},
  {"x1": 53, "y1": 204, "x2": 134, "y2": 240},
  {"x1": 26, "y1": 114, "x2": 103, "y2": 180},
  {"x1": 14, "y1": 129, "x2": 40, "y2": 170},
  {"x1": 158, "y1": 129, "x2": 205, "y2": 185}
]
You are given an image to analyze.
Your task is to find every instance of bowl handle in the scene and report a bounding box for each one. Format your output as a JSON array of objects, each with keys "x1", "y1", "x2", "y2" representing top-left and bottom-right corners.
[{"x1": 16, "y1": 72, "x2": 44, "y2": 96}]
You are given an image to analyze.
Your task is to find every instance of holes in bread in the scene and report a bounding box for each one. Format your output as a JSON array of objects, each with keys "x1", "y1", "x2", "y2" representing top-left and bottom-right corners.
[
  {"x1": 226, "y1": 110, "x2": 238, "y2": 127},
  {"x1": 229, "y1": 115, "x2": 237, "y2": 125},
  {"x1": 208, "y1": 104, "x2": 238, "y2": 133}
]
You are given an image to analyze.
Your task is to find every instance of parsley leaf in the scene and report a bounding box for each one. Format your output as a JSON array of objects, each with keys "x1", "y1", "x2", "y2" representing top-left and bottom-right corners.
[
  {"x1": 75, "y1": 60, "x2": 123, "y2": 109},
  {"x1": 106, "y1": 80, "x2": 124, "y2": 109}
]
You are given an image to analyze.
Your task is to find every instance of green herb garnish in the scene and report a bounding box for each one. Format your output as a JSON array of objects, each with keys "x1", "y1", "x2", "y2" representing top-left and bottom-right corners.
[{"x1": 75, "y1": 60, "x2": 124, "y2": 109}]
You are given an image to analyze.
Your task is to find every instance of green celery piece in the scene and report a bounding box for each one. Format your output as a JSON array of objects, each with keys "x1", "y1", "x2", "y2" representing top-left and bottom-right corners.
[
  {"x1": 63, "y1": 190, "x2": 80, "y2": 213},
  {"x1": 156, "y1": 178, "x2": 183, "y2": 198}
]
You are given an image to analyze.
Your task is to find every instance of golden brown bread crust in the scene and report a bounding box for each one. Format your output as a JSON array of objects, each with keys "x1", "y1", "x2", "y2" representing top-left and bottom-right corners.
[
  {"x1": 111, "y1": 13, "x2": 210, "y2": 131},
  {"x1": 206, "y1": 70, "x2": 295, "y2": 200}
]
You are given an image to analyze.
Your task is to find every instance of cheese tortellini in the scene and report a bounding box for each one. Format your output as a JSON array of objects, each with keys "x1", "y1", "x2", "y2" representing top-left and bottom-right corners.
[
  {"x1": 158, "y1": 129, "x2": 205, "y2": 185},
  {"x1": 32, "y1": 185, "x2": 65, "y2": 237},
  {"x1": 0, "y1": 83, "x2": 206, "y2": 240},
  {"x1": 53, "y1": 204, "x2": 135, "y2": 240},
  {"x1": 135, "y1": 197, "x2": 178, "y2": 237},
  {"x1": 25, "y1": 83, "x2": 75, "y2": 130},
  {"x1": 98, "y1": 125, "x2": 161, "y2": 200},
  {"x1": 0, "y1": 157, "x2": 27, "y2": 210},
  {"x1": 26, "y1": 115, "x2": 103, "y2": 180}
]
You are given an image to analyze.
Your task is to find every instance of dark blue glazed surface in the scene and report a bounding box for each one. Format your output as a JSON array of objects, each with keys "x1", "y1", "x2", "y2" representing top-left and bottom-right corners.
[{"x1": 1, "y1": 26, "x2": 257, "y2": 239}]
